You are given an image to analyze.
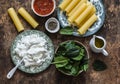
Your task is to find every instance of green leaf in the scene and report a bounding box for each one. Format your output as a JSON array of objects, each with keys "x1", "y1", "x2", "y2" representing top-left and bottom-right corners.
[
  {"x1": 53, "y1": 56, "x2": 69, "y2": 68},
  {"x1": 70, "y1": 65, "x2": 79, "y2": 76},
  {"x1": 60, "y1": 41, "x2": 80, "y2": 57},
  {"x1": 60, "y1": 26, "x2": 74, "y2": 35},
  {"x1": 80, "y1": 57, "x2": 88, "y2": 65},
  {"x1": 72, "y1": 53, "x2": 83, "y2": 61},
  {"x1": 71, "y1": 47, "x2": 85, "y2": 61},
  {"x1": 64, "y1": 41, "x2": 76, "y2": 50},
  {"x1": 56, "y1": 46, "x2": 66, "y2": 56},
  {"x1": 69, "y1": 61, "x2": 80, "y2": 76},
  {"x1": 83, "y1": 64, "x2": 88, "y2": 71},
  {"x1": 93, "y1": 60, "x2": 107, "y2": 71},
  {"x1": 80, "y1": 64, "x2": 88, "y2": 71},
  {"x1": 65, "y1": 64, "x2": 72, "y2": 70},
  {"x1": 66, "y1": 48, "x2": 80, "y2": 57}
]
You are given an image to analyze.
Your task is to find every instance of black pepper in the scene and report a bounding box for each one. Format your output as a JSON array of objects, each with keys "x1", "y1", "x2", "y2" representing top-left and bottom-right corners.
[{"x1": 48, "y1": 21, "x2": 57, "y2": 30}]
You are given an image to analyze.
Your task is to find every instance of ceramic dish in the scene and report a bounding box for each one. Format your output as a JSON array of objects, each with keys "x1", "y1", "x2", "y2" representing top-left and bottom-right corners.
[
  {"x1": 31, "y1": 0, "x2": 56, "y2": 17},
  {"x1": 57, "y1": 0, "x2": 105, "y2": 37},
  {"x1": 45, "y1": 17, "x2": 60, "y2": 33},
  {"x1": 10, "y1": 30, "x2": 54, "y2": 74},
  {"x1": 54, "y1": 40, "x2": 89, "y2": 76}
]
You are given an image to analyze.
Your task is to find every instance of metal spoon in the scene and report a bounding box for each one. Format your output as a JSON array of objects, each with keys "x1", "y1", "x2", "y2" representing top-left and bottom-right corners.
[{"x1": 7, "y1": 58, "x2": 24, "y2": 79}]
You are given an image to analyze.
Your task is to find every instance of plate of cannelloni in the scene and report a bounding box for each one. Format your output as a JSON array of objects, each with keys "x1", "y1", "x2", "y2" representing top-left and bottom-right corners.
[{"x1": 57, "y1": 0, "x2": 105, "y2": 37}]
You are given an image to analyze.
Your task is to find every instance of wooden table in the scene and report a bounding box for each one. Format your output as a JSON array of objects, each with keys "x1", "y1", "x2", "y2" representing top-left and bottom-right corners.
[{"x1": 0, "y1": 0, "x2": 119, "y2": 84}]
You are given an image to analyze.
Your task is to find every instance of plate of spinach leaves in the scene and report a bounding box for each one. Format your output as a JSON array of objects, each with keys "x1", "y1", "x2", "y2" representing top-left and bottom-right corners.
[{"x1": 53, "y1": 40, "x2": 89, "y2": 76}]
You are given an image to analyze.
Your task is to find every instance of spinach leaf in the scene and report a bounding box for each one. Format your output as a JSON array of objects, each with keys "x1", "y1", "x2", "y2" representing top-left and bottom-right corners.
[
  {"x1": 53, "y1": 56, "x2": 69, "y2": 68},
  {"x1": 60, "y1": 26, "x2": 74, "y2": 35},
  {"x1": 65, "y1": 64, "x2": 72, "y2": 70},
  {"x1": 70, "y1": 62, "x2": 80, "y2": 76},
  {"x1": 66, "y1": 48, "x2": 80, "y2": 57},
  {"x1": 56, "y1": 46, "x2": 66, "y2": 56},
  {"x1": 80, "y1": 57, "x2": 88, "y2": 65},
  {"x1": 80, "y1": 64, "x2": 88, "y2": 71},
  {"x1": 93, "y1": 60, "x2": 107, "y2": 71},
  {"x1": 70, "y1": 66, "x2": 79, "y2": 76},
  {"x1": 64, "y1": 41, "x2": 81, "y2": 57},
  {"x1": 72, "y1": 52, "x2": 83, "y2": 61},
  {"x1": 72, "y1": 48, "x2": 85, "y2": 61},
  {"x1": 64, "y1": 41, "x2": 76, "y2": 50},
  {"x1": 80, "y1": 48, "x2": 85, "y2": 54}
]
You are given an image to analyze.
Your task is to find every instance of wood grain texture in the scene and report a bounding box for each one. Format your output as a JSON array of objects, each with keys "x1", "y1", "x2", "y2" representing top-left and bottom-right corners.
[{"x1": 0, "y1": 0, "x2": 119, "y2": 84}]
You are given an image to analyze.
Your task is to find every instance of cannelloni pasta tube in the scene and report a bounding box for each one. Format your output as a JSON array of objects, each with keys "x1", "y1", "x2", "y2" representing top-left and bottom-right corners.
[
  {"x1": 18, "y1": 7, "x2": 39, "y2": 28},
  {"x1": 78, "y1": 5, "x2": 96, "y2": 27},
  {"x1": 68, "y1": 0, "x2": 87, "y2": 16},
  {"x1": 65, "y1": 0, "x2": 80, "y2": 13},
  {"x1": 8, "y1": 8, "x2": 24, "y2": 32},
  {"x1": 59, "y1": 0, "x2": 72, "y2": 11},
  {"x1": 68, "y1": 3, "x2": 87, "y2": 23},
  {"x1": 75, "y1": 5, "x2": 93, "y2": 25},
  {"x1": 78, "y1": 14, "x2": 98, "y2": 35}
]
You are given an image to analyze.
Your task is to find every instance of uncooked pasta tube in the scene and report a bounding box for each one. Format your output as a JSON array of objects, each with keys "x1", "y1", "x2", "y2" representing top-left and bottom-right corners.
[
  {"x1": 8, "y1": 8, "x2": 24, "y2": 32},
  {"x1": 78, "y1": 5, "x2": 96, "y2": 27},
  {"x1": 68, "y1": 0, "x2": 87, "y2": 16},
  {"x1": 18, "y1": 7, "x2": 39, "y2": 28},
  {"x1": 78, "y1": 14, "x2": 98, "y2": 35},
  {"x1": 59, "y1": 0, "x2": 72, "y2": 11},
  {"x1": 65, "y1": 0, "x2": 80, "y2": 13},
  {"x1": 68, "y1": 3, "x2": 87, "y2": 23},
  {"x1": 75, "y1": 5, "x2": 93, "y2": 25}
]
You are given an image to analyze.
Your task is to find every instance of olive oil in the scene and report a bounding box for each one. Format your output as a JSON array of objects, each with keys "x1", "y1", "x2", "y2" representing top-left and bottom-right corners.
[{"x1": 95, "y1": 38, "x2": 104, "y2": 48}]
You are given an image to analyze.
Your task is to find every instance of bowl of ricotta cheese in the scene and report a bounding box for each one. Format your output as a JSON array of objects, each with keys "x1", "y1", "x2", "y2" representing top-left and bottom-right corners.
[{"x1": 10, "y1": 30, "x2": 54, "y2": 73}]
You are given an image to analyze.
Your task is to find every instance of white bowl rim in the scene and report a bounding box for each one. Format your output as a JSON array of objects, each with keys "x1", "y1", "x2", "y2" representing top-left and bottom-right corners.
[
  {"x1": 45, "y1": 17, "x2": 60, "y2": 33},
  {"x1": 31, "y1": 0, "x2": 56, "y2": 17}
]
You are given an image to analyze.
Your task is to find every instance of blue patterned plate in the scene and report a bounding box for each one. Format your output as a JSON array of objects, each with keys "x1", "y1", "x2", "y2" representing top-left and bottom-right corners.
[
  {"x1": 11, "y1": 30, "x2": 54, "y2": 74},
  {"x1": 57, "y1": 0, "x2": 105, "y2": 37}
]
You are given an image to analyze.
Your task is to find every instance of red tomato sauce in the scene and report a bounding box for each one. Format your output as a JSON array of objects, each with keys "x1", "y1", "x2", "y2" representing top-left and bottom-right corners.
[{"x1": 34, "y1": 0, "x2": 54, "y2": 15}]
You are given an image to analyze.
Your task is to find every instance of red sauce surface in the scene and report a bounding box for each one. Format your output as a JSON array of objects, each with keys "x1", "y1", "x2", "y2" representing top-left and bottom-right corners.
[{"x1": 34, "y1": 0, "x2": 54, "y2": 15}]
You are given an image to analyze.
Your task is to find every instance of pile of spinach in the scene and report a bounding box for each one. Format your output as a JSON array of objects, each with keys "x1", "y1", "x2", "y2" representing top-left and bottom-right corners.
[{"x1": 53, "y1": 41, "x2": 88, "y2": 76}]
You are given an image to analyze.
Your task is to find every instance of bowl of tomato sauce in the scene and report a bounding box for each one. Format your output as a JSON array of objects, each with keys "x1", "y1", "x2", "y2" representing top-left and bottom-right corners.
[{"x1": 31, "y1": 0, "x2": 56, "y2": 17}]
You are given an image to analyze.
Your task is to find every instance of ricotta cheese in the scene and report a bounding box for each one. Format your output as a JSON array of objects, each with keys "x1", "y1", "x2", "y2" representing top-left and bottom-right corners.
[{"x1": 14, "y1": 34, "x2": 51, "y2": 67}]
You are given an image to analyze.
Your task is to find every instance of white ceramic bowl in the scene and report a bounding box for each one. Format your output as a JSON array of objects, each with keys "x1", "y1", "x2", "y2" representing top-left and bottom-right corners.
[
  {"x1": 45, "y1": 17, "x2": 60, "y2": 33},
  {"x1": 31, "y1": 0, "x2": 56, "y2": 17}
]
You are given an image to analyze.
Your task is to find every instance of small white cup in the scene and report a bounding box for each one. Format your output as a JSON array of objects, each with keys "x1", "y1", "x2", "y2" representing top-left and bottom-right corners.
[
  {"x1": 89, "y1": 35, "x2": 108, "y2": 56},
  {"x1": 45, "y1": 17, "x2": 60, "y2": 33}
]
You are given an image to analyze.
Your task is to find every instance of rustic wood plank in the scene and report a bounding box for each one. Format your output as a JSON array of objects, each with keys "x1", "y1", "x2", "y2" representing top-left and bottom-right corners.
[{"x1": 0, "y1": 0, "x2": 119, "y2": 84}]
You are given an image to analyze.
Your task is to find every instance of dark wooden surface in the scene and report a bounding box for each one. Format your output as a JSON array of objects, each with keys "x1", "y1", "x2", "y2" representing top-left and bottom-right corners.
[{"x1": 0, "y1": 0, "x2": 120, "y2": 84}]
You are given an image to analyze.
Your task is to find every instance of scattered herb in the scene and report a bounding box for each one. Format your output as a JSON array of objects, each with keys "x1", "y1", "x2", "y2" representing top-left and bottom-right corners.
[
  {"x1": 93, "y1": 60, "x2": 107, "y2": 71},
  {"x1": 59, "y1": 26, "x2": 74, "y2": 35},
  {"x1": 53, "y1": 41, "x2": 88, "y2": 76}
]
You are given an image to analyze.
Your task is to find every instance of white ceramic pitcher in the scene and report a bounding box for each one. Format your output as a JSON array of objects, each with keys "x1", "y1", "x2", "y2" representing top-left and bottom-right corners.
[{"x1": 89, "y1": 35, "x2": 108, "y2": 56}]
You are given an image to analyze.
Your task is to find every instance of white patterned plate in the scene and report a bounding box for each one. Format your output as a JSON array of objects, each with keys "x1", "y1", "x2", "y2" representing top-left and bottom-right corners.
[
  {"x1": 57, "y1": 0, "x2": 105, "y2": 37},
  {"x1": 10, "y1": 30, "x2": 54, "y2": 74}
]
